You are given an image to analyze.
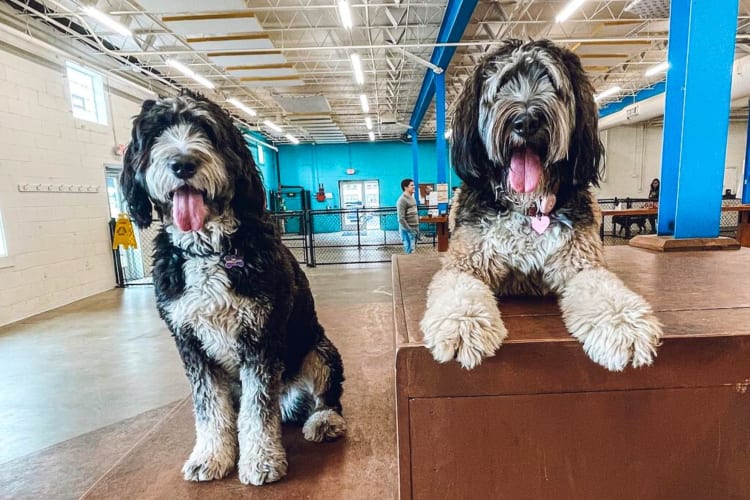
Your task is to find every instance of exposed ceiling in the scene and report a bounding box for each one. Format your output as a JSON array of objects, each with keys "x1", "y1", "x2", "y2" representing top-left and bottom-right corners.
[{"x1": 2, "y1": 0, "x2": 750, "y2": 145}]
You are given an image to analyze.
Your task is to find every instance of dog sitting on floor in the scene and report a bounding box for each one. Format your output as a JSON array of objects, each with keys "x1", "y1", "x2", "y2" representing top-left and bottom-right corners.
[
  {"x1": 120, "y1": 92, "x2": 346, "y2": 485},
  {"x1": 421, "y1": 39, "x2": 662, "y2": 372},
  {"x1": 612, "y1": 214, "x2": 647, "y2": 237}
]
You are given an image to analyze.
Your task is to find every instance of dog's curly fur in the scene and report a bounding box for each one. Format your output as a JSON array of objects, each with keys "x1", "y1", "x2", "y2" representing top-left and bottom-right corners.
[
  {"x1": 121, "y1": 92, "x2": 345, "y2": 486},
  {"x1": 421, "y1": 39, "x2": 662, "y2": 371}
]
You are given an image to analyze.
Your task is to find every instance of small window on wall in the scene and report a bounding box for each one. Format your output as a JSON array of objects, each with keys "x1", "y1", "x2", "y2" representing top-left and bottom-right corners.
[
  {"x1": 66, "y1": 62, "x2": 108, "y2": 125},
  {"x1": 256, "y1": 145, "x2": 265, "y2": 165},
  {"x1": 0, "y1": 209, "x2": 8, "y2": 258}
]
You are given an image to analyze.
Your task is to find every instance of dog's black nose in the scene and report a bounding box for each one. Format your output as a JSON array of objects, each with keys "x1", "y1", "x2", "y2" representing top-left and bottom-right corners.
[
  {"x1": 512, "y1": 113, "x2": 540, "y2": 137},
  {"x1": 170, "y1": 158, "x2": 197, "y2": 179}
]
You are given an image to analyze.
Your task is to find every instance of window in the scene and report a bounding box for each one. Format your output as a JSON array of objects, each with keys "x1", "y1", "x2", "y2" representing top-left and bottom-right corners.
[
  {"x1": 66, "y1": 62, "x2": 108, "y2": 125},
  {"x1": 0, "y1": 209, "x2": 7, "y2": 258}
]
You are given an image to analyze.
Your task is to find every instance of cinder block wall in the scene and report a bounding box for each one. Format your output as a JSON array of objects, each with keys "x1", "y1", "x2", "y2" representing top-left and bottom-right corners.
[
  {"x1": 0, "y1": 29, "x2": 152, "y2": 327},
  {"x1": 597, "y1": 124, "x2": 747, "y2": 199}
]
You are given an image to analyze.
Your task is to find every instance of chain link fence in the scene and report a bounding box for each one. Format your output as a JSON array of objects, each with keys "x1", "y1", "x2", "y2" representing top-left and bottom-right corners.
[{"x1": 111, "y1": 199, "x2": 745, "y2": 285}]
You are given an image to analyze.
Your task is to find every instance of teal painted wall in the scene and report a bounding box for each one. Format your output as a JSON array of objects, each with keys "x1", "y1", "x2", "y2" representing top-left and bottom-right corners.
[{"x1": 277, "y1": 140, "x2": 455, "y2": 210}]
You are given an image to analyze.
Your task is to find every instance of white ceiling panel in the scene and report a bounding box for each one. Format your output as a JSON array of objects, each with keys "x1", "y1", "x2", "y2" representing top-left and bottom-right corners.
[
  {"x1": 187, "y1": 36, "x2": 274, "y2": 52},
  {"x1": 163, "y1": 14, "x2": 262, "y2": 35},
  {"x1": 209, "y1": 53, "x2": 287, "y2": 68},
  {"x1": 243, "y1": 79, "x2": 306, "y2": 87},
  {"x1": 136, "y1": 0, "x2": 247, "y2": 14},
  {"x1": 228, "y1": 68, "x2": 297, "y2": 78}
]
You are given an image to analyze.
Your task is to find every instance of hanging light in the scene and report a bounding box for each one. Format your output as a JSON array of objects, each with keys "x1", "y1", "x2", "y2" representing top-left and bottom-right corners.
[
  {"x1": 594, "y1": 85, "x2": 621, "y2": 102},
  {"x1": 83, "y1": 6, "x2": 131, "y2": 37},
  {"x1": 227, "y1": 98, "x2": 257, "y2": 117},
  {"x1": 555, "y1": 0, "x2": 586, "y2": 23},
  {"x1": 167, "y1": 60, "x2": 214, "y2": 90},
  {"x1": 351, "y1": 53, "x2": 364, "y2": 85},
  {"x1": 263, "y1": 120, "x2": 283, "y2": 133},
  {"x1": 645, "y1": 61, "x2": 670, "y2": 77}
]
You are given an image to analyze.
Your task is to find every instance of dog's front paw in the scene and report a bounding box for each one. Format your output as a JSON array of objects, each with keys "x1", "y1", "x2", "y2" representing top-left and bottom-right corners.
[
  {"x1": 561, "y1": 269, "x2": 662, "y2": 371},
  {"x1": 238, "y1": 448, "x2": 288, "y2": 486},
  {"x1": 421, "y1": 301, "x2": 507, "y2": 370},
  {"x1": 302, "y1": 409, "x2": 347, "y2": 442},
  {"x1": 579, "y1": 310, "x2": 662, "y2": 371},
  {"x1": 182, "y1": 442, "x2": 237, "y2": 481}
]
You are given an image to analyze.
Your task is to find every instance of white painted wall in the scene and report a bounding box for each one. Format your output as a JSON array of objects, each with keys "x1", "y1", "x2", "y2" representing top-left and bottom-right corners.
[
  {"x1": 0, "y1": 30, "x2": 152, "y2": 326},
  {"x1": 595, "y1": 122, "x2": 748, "y2": 199}
]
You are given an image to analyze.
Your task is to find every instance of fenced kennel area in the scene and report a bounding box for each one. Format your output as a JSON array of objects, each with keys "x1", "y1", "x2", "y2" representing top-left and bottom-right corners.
[{"x1": 111, "y1": 200, "x2": 745, "y2": 287}]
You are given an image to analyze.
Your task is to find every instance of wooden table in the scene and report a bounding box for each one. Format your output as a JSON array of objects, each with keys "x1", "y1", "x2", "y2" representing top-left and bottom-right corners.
[
  {"x1": 418, "y1": 215, "x2": 449, "y2": 252},
  {"x1": 600, "y1": 205, "x2": 750, "y2": 246},
  {"x1": 393, "y1": 248, "x2": 750, "y2": 499}
]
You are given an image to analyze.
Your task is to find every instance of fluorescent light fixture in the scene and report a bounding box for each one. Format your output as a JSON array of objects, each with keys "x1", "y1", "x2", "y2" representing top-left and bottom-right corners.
[
  {"x1": 351, "y1": 53, "x2": 364, "y2": 85},
  {"x1": 263, "y1": 120, "x2": 283, "y2": 133},
  {"x1": 444, "y1": 128, "x2": 452, "y2": 139},
  {"x1": 364, "y1": 116, "x2": 372, "y2": 130},
  {"x1": 285, "y1": 134, "x2": 300, "y2": 145},
  {"x1": 83, "y1": 6, "x2": 132, "y2": 37},
  {"x1": 645, "y1": 61, "x2": 670, "y2": 77},
  {"x1": 227, "y1": 98, "x2": 257, "y2": 117},
  {"x1": 359, "y1": 94, "x2": 369, "y2": 113},
  {"x1": 368, "y1": 131, "x2": 375, "y2": 141},
  {"x1": 594, "y1": 85, "x2": 622, "y2": 102},
  {"x1": 555, "y1": 0, "x2": 586, "y2": 23},
  {"x1": 167, "y1": 60, "x2": 215, "y2": 90},
  {"x1": 337, "y1": 0, "x2": 353, "y2": 29}
]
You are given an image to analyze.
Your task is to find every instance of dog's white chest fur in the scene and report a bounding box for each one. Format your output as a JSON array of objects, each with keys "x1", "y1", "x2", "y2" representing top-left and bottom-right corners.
[
  {"x1": 165, "y1": 257, "x2": 260, "y2": 372},
  {"x1": 484, "y1": 211, "x2": 568, "y2": 273}
]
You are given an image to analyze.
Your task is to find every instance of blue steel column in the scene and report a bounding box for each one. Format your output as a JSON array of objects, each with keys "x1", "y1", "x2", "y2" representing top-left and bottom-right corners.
[
  {"x1": 658, "y1": 0, "x2": 739, "y2": 237},
  {"x1": 411, "y1": 132, "x2": 420, "y2": 207},
  {"x1": 435, "y1": 72, "x2": 448, "y2": 214},
  {"x1": 744, "y1": 101, "x2": 750, "y2": 204}
]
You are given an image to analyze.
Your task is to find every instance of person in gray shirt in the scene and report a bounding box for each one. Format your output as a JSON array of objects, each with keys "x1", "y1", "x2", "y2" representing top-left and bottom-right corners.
[{"x1": 397, "y1": 178, "x2": 419, "y2": 253}]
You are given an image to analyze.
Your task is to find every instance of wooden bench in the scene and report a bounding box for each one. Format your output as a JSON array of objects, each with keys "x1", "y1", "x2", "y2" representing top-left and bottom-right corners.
[{"x1": 393, "y1": 247, "x2": 750, "y2": 499}]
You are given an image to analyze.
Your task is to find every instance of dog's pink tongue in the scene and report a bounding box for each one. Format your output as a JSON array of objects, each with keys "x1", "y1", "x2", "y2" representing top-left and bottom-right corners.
[
  {"x1": 509, "y1": 149, "x2": 542, "y2": 193},
  {"x1": 172, "y1": 187, "x2": 206, "y2": 232}
]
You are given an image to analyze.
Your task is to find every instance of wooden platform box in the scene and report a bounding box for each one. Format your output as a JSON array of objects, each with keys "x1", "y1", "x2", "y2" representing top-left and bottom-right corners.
[{"x1": 393, "y1": 248, "x2": 750, "y2": 500}]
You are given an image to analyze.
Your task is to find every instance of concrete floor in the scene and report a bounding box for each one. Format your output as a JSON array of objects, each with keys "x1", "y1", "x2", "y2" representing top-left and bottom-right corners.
[{"x1": 0, "y1": 263, "x2": 395, "y2": 499}]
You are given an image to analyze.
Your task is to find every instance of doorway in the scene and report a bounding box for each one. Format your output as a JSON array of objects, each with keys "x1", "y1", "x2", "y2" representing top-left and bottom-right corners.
[{"x1": 339, "y1": 180, "x2": 380, "y2": 231}]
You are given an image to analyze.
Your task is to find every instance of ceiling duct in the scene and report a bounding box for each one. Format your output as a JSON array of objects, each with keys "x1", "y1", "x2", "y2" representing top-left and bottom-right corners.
[{"x1": 599, "y1": 55, "x2": 750, "y2": 130}]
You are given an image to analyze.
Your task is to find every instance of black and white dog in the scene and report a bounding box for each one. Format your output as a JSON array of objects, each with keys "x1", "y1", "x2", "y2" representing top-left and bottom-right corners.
[
  {"x1": 121, "y1": 92, "x2": 345, "y2": 485},
  {"x1": 422, "y1": 39, "x2": 662, "y2": 372}
]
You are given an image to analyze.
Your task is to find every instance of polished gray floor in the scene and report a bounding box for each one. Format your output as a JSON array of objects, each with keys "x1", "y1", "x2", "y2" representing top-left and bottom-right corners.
[{"x1": 0, "y1": 263, "x2": 393, "y2": 465}]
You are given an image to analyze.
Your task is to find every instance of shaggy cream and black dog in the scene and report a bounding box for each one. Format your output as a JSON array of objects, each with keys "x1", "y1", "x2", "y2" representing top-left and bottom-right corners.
[
  {"x1": 121, "y1": 92, "x2": 345, "y2": 485},
  {"x1": 422, "y1": 39, "x2": 662, "y2": 371}
]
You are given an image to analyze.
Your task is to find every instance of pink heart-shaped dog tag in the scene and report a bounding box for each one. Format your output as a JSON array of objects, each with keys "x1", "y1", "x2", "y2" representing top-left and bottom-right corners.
[{"x1": 531, "y1": 215, "x2": 550, "y2": 234}]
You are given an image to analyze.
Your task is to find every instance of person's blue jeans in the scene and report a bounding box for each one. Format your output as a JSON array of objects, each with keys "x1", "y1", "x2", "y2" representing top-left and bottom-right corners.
[{"x1": 400, "y1": 227, "x2": 415, "y2": 254}]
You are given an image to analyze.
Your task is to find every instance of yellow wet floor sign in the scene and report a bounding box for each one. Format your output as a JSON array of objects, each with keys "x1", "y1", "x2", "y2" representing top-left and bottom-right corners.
[{"x1": 112, "y1": 213, "x2": 138, "y2": 249}]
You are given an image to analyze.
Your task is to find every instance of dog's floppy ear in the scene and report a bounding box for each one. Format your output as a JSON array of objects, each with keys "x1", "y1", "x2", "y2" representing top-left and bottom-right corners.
[
  {"x1": 207, "y1": 100, "x2": 266, "y2": 216},
  {"x1": 452, "y1": 40, "x2": 523, "y2": 188},
  {"x1": 561, "y1": 50, "x2": 603, "y2": 188},
  {"x1": 120, "y1": 101, "x2": 155, "y2": 228},
  {"x1": 451, "y1": 59, "x2": 490, "y2": 187}
]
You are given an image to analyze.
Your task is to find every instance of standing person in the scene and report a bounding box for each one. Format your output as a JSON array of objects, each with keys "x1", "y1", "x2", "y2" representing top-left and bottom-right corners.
[
  {"x1": 397, "y1": 178, "x2": 419, "y2": 254},
  {"x1": 647, "y1": 178, "x2": 660, "y2": 234}
]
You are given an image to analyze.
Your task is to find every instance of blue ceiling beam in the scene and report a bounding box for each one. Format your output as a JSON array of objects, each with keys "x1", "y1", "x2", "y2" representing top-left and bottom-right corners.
[{"x1": 408, "y1": 0, "x2": 479, "y2": 133}]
